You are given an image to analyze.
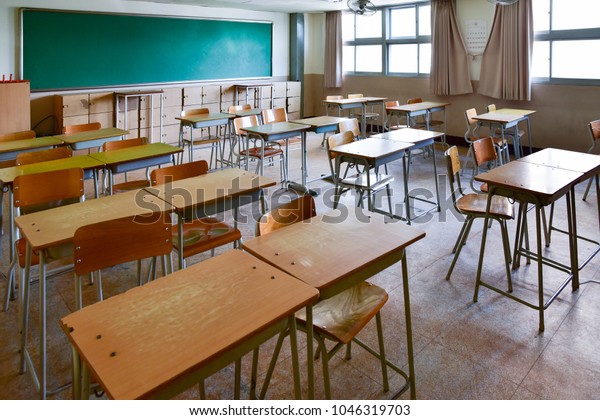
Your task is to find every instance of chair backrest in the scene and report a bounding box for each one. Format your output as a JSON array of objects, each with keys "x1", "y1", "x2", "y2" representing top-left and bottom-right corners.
[
  {"x1": 228, "y1": 104, "x2": 251, "y2": 113},
  {"x1": 327, "y1": 130, "x2": 355, "y2": 161},
  {"x1": 338, "y1": 118, "x2": 360, "y2": 139},
  {"x1": 150, "y1": 161, "x2": 209, "y2": 185},
  {"x1": 16, "y1": 147, "x2": 73, "y2": 166},
  {"x1": 326, "y1": 95, "x2": 343, "y2": 100},
  {"x1": 0, "y1": 130, "x2": 36, "y2": 142},
  {"x1": 102, "y1": 137, "x2": 147, "y2": 152},
  {"x1": 472, "y1": 136, "x2": 497, "y2": 167},
  {"x1": 385, "y1": 100, "x2": 400, "y2": 110},
  {"x1": 486, "y1": 104, "x2": 497, "y2": 113},
  {"x1": 262, "y1": 108, "x2": 287, "y2": 124},
  {"x1": 588, "y1": 120, "x2": 600, "y2": 152},
  {"x1": 445, "y1": 146, "x2": 464, "y2": 204},
  {"x1": 233, "y1": 115, "x2": 259, "y2": 136},
  {"x1": 73, "y1": 213, "x2": 173, "y2": 276},
  {"x1": 464, "y1": 108, "x2": 480, "y2": 141},
  {"x1": 63, "y1": 122, "x2": 101, "y2": 135},
  {"x1": 13, "y1": 167, "x2": 85, "y2": 212},
  {"x1": 407, "y1": 97, "x2": 423, "y2": 104},
  {"x1": 181, "y1": 108, "x2": 209, "y2": 118},
  {"x1": 257, "y1": 195, "x2": 316, "y2": 237},
  {"x1": 347, "y1": 93, "x2": 364, "y2": 99}
]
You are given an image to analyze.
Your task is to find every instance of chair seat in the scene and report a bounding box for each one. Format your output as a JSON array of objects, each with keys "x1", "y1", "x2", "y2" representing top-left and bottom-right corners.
[
  {"x1": 111, "y1": 179, "x2": 151, "y2": 194},
  {"x1": 184, "y1": 136, "x2": 221, "y2": 146},
  {"x1": 173, "y1": 217, "x2": 241, "y2": 258},
  {"x1": 241, "y1": 147, "x2": 283, "y2": 159},
  {"x1": 341, "y1": 172, "x2": 394, "y2": 191},
  {"x1": 296, "y1": 282, "x2": 388, "y2": 344},
  {"x1": 456, "y1": 194, "x2": 514, "y2": 219}
]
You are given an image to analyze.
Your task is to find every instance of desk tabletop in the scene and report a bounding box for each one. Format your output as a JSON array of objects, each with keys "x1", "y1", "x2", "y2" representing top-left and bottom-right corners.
[
  {"x1": 387, "y1": 102, "x2": 450, "y2": 112},
  {"x1": 473, "y1": 112, "x2": 523, "y2": 124},
  {"x1": 176, "y1": 113, "x2": 235, "y2": 124},
  {"x1": 243, "y1": 121, "x2": 310, "y2": 136},
  {"x1": 331, "y1": 137, "x2": 413, "y2": 160},
  {"x1": 242, "y1": 212, "x2": 425, "y2": 294},
  {"x1": 15, "y1": 189, "x2": 172, "y2": 250},
  {"x1": 519, "y1": 148, "x2": 600, "y2": 177},
  {"x1": 0, "y1": 155, "x2": 104, "y2": 184},
  {"x1": 145, "y1": 168, "x2": 276, "y2": 212},
  {"x1": 322, "y1": 98, "x2": 368, "y2": 105},
  {"x1": 53, "y1": 128, "x2": 129, "y2": 145},
  {"x1": 495, "y1": 108, "x2": 536, "y2": 117},
  {"x1": 372, "y1": 128, "x2": 445, "y2": 144},
  {"x1": 474, "y1": 160, "x2": 583, "y2": 201},
  {"x1": 229, "y1": 109, "x2": 263, "y2": 117},
  {"x1": 89, "y1": 143, "x2": 182, "y2": 165},
  {"x1": 60, "y1": 249, "x2": 319, "y2": 400},
  {"x1": 0, "y1": 136, "x2": 64, "y2": 154},
  {"x1": 291, "y1": 116, "x2": 349, "y2": 128}
]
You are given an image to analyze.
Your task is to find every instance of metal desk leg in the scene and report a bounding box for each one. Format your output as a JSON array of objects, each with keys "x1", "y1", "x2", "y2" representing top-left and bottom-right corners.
[
  {"x1": 305, "y1": 305, "x2": 314, "y2": 399},
  {"x1": 534, "y1": 204, "x2": 545, "y2": 332},
  {"x1": 399, "y1": 252, "x2": 416, "y2": 400}
]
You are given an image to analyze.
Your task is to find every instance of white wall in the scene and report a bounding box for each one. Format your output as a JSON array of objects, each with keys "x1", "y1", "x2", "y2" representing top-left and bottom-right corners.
[{"x1": 0, "y1": 0, "x2": 290, "y2": 87}]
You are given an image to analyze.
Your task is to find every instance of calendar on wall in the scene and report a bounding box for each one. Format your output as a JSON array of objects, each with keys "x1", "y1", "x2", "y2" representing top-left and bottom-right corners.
[{"x1": 465, "y1": 19, "x2": 487, "y2": 55}]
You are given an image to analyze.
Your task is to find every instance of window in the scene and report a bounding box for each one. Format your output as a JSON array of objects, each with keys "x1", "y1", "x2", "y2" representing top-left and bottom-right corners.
[
  {"x1": 532, "y1": 0, "x2": 600, "y2": 84},
  {"x1": 342, "y1": 1, "x2": 431, "y2": 76}
]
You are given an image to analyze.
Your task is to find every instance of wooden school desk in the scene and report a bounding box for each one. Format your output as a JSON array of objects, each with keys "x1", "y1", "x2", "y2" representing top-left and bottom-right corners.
[
  {"x1": 322, "y1": 97, "x2": 388, "y2": 139},
  {"x1": 176, "y1": 112, "x2": 235, "y2": 165},
  {"x1": 242, "y1": 212, "x2": 426, "y2": 399},
  {"x1": 241, "y1": 121, "x2": 311, "y2": 195},
  {"x1": 145, "y1": 168, "x2": 276, "y2": 269},
  {"x1": 472, "y1": 111, "x2": 529, "y2": 159},
  {"x1": 0, "y1": 136, "x2": 64, "y2": 164},
  {"x1": 493, "y1": 108, "x2": 535, "y2": 156},
  {"x1": 385, "y1": 101, "x2": 449, "y2": 132},
  {"x1": 89, "y1": 143, "x2": 182, "y2": 194},
  {"x1": 15, "y1": 190, "x2": 173, "y2": 399},
  {"x1": 52, "y1": 127, "x2": 129, "y2": 151},
  {"x1": 474, "y1": 158, "x2": 588, "y2": 332},
  {"x1": 372, "y1": 128, "x2": 444, "y2": 222},
  {"x1": 61, "y1": 249, "x2": 319, "y2": 399}
]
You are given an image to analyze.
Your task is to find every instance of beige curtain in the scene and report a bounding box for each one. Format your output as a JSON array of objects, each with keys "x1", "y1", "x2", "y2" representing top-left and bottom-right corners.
[
  {"x1": 478, "y1": 0, "x2": 533, "y2": 101},
  {"x1": 324, "y1": 11, "x2": 343, "y2": 88},
  {"x1": 430, "y1": 0, "x2": 473, "y2": 95}
]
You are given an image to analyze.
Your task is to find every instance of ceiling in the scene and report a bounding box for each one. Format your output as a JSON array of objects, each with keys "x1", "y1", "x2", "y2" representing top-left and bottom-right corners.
[{"x1": 119, "y1": 0, "x2": 416, "y2": 14}]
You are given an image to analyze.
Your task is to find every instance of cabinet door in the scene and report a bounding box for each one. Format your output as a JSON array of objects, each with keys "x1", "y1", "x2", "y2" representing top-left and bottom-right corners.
[
  {"x1": 202, "y1": 85, "x2": 221, "y2": 104},
  {"x1": 154, "y1": 106, "x2": 182, "y2": 128},
  {"x1": 89, "y1": 112, "x2": 114, "y2": 129},
  {"x1": 287, "y1": 97, "x2": 301, "y2": 113},
  {"x1": 272, "y1": 82, "x2": 287, "y2": 99},
  {"x1": 273, "y1": 98, "x2": 286, "y2": 109},
  {"x1": 221, "y1": 84, "x2": 235, "y2": 104},
  {"x1": 183, "y1": 87, "x2": 203, "y2": 107},
  {"x1": 89, "y1": 93, "x2": 113, "y2": 114},
  {"x1": 286, "y1": 82, "x2": 301, "y2": 98},
  {"x1": 59, "y1": 94, "x2": 89, "y2": 118},
  {"x1": 162, "y1": 88, "x2": 183, "y2": 108},
  {"x1": 63, "y1": 115, "x2": 89, "y2": 127},
  {"x1": 221, "y1": 101, "x2": 234, "y2": 113}
]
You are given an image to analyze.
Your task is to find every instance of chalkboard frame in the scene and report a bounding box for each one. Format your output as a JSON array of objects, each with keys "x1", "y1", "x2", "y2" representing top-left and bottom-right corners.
[{"x1": 20, "y1": 8, "x2": 273, "y2": 91}]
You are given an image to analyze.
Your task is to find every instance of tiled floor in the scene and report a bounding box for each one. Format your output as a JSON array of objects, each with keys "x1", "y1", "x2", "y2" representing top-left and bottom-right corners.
[{"x1": 0, "y1": 133, "x2": 599, "y2": 400}]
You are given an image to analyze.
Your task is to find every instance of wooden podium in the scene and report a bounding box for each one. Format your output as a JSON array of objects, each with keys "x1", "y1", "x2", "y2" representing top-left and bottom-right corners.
[{"x1": 0, "y1": 81, "x2": 31, "y2": 135}]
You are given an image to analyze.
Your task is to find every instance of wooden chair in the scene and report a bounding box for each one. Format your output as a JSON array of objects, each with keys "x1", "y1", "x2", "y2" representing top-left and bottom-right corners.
[
  {"x1": 384, "y1": 100, "x2": 408, "y2": 131},
  {"x1": 407, "y1": 97, "x2": 444, "y2": 131},
  {"x1": 583, "y1": 119, "x2": 600, "y2": 201},
  {"x1": 102, "y1": 137, "x2": 151, "y2": 194},
  {"x1": 470, "y1": 136, "x2": 499, "y2": 193},
  {"x1": 463, "y1": 108, "x2": 508, "y2": 175},
  {"x1": 0, "y1": 130, "x2": 36, "y2": 142},
  {"x1": 228, "y1": 104, "x2": 251, "y2": 114},
  {"x1": 150, "y1": 161, "x2": 241, "y2": 267},
  {"x1": 261, "y1": 107, "x2": 288, "y2": 124},
  {"x1": 72, "y1": 213, "x2": 173, "y2": 309},
  {"x1": 324, "y1": 95, "x2": 343, "y2": 116},
  {"x1": 179, "y1": 108, "x2": 222, "y2": 167},
  {"x1": 4, "y1": 168, "x2": 84, "y2": 312},
  {"x1": 327, "y1": 131, "x2": 394, "y2": 215},
  {"x1": 255, "y1": 195, "x2": 394, "y2": 399},
  {"x1": 232, "y1": 115, "x2": 286, "y2": 183},
  {"x1": 486, "y1": 103, "x2": 525, "y2": 157},
  {"x1": 444, "y1": 146, "x2": 514, "y2": 287},
  {"x1": 338, "y1": 118, "x2": 361, "y2": 141},
  {"x1": 63, "y1": 122, "x2": 101, "y2": 135},
  {"x1": 348, "y1": 93, "x2": 380, "y2": 135},
  {"x1": 15, "y1": 147, "x2": 72, "y2": 165}
]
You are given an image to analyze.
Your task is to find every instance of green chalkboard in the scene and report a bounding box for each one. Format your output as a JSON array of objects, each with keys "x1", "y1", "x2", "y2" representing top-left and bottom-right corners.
[{"x1": 21, "y1": 9, "x2": 273, "y2": 91}]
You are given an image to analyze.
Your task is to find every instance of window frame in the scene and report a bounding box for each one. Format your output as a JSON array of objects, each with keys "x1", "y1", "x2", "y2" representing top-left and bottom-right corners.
[
  {"x1": 343, "y1": 1, "x2": 431, "y2": 78},
  {"x1": 533, "y1": 0, "x2": 600, "y2": 86}
]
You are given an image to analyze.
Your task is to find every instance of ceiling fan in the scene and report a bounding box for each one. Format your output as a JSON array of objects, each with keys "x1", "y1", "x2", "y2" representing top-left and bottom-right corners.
[
  {"x1": 347, "y1": 0, "x2": 377, "y2": 17},
  {"x1": 487, "y1": 0, "x2": 520, "y2": 5}
]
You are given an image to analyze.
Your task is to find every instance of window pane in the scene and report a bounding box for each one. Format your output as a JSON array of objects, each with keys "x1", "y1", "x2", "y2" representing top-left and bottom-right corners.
[
  {"x1": 388, "y1": 44, "x2": 418, "y2": 73},
  {"x1": 418, "y1": 5, "x2": 431, "y2": 36},
  {"x1": 390, "y1": 7, "x2": 416, "y2": 38},
  {"x1": 531, "y1": 41, "x2": 549, "y2": 78},
  {"x1": 532, "y1": 0, "x2": 549, "y2": 32},
  {"x1": 552, "y1": 0, "x2": 600, "y2": 30},
  {"x1": 355, "y1": 45, "x2": 382, "y2": 72},
  {"x1": 552, "y1": 40, "x2": 600, "y2": 79},
  {"x1": 419, "y1": 43, "x2": 431, "y2": 74},
  {"x1": 343, "y1": 45, "x2": 355, "y2": 72},
  {"x1": 355, "y1": 11, "x2": 382, "y2": 39},
  {"x1": 342, "y1": 13, "x2": 355, "y2": 41}
]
